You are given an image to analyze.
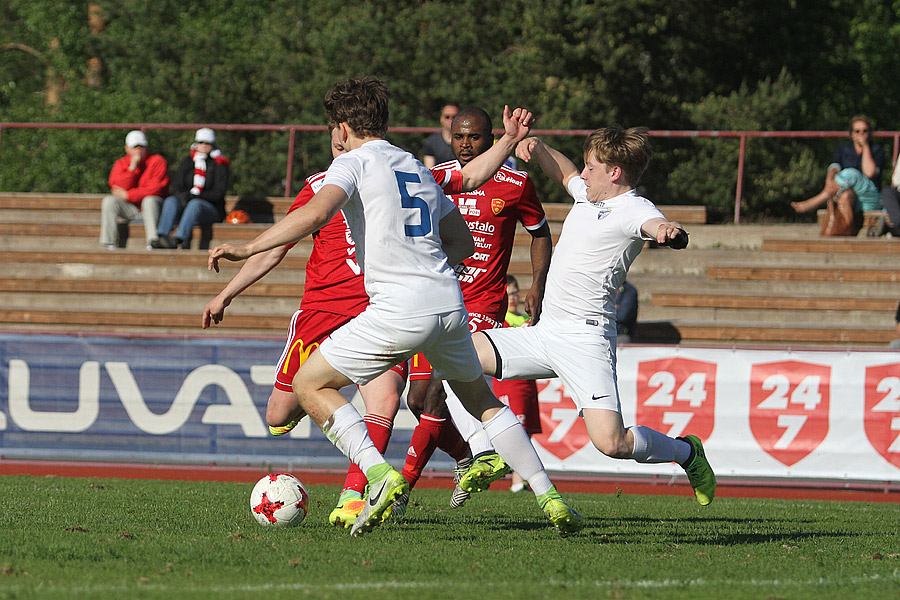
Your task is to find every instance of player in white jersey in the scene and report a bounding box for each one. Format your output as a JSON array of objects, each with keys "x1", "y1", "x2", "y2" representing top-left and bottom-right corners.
[
  {"x1": 463, "y1": 126, "x2": 717, "y2": 507},
  {"x1": 208, "y1": 77, "x2": 583, "y2": 537}
]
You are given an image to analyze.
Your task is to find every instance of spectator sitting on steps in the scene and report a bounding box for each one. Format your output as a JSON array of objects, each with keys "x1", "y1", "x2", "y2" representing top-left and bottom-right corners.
[
  {"x1": 791, "y1": 115, "x2": 884, "y2": 236},
  {"x1": 100, "y1": 130, "x2": 169, "y2": 250},
  {"x1": 152, "y1": 128, "x2": 230, "y2": 250}
]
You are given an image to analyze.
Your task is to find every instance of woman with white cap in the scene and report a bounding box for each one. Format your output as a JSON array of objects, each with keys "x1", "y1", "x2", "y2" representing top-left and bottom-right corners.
[{"x1": 153, "y1": 128, "x2": 230, "y2": 249}]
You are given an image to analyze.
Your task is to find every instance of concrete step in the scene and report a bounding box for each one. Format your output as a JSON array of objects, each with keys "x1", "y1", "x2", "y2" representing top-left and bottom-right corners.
[
  {"x1": 0, "y1": 307, "x2": 288, "y2": 338},
  {"x1": 639, "y1": 304, "x2": 892, "y2": 327},
  {"x1": 706, "y1": 263, "x2": 900, "y2": 283},
  {"x1": 0, "y1": 248, "x2": 312, "y2": 269},
  {"x1": 637, "y1": 319, "x2": 894, "y2": 348},
  {"x1": 680, "y1": 224, "x2": 819, "y2": 249},
  {"x1": 651, "y1": 291, "x2": 896, "y2": 312},
  {"x1": 629, "y1": 248, "x2": 881, "y2": 276},
  {"x1": 0, "y1": 259, "x2": 306, "y2": 283},
  {"x1": 0, "y1": 221, "x2": 273, "y2": 243},
  {"x1": 627, "y1": 273, "x2": 899, "y2": 297},
  {"x1": 764, "y1": 237, "x2": 900, "y2": 254},
  {"x1": 0, "y1": 292, "x2": 299, "y2": 314}
]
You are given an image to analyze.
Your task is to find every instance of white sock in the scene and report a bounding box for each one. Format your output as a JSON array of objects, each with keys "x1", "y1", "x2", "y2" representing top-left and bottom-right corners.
[
  {"x1": 628, "y1": 425, "x2": 691, "y2": 464},
  {"x1": 483, "y1": 407, "x2": 551, "y2": 495},
  {"x1": 322, "y1": 403, "x2": 384, "y2": 473},
  {"x1": 468, "y1": 429, "x2": 493, "y2": 455}
]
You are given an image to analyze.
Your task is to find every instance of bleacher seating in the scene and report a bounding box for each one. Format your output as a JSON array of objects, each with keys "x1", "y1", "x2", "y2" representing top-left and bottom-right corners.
[{"x1": 3, "y1": 191, "x2": 897, "y2": 347}]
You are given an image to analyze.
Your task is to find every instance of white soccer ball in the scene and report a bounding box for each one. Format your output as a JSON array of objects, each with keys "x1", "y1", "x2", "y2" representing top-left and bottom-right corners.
[{"x1": 250, "y1": 473, "x2": 309, "y2": 526}]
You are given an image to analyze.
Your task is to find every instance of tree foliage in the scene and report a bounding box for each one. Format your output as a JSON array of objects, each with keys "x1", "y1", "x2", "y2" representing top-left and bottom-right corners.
[{"x1": 0, "y1": 0, "x2": 896, "y2": 218}]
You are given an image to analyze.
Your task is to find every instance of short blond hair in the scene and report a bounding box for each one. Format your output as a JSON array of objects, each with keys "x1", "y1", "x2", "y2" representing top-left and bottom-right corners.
[{"x1": 583, "y1": 125, "x2": 652, "y2": 187}]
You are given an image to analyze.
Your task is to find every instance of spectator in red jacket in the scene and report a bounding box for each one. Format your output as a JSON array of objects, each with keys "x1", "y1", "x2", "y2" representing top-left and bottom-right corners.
[{"x1": 100, "y1": 130, "x2": 169, "y2": 250}]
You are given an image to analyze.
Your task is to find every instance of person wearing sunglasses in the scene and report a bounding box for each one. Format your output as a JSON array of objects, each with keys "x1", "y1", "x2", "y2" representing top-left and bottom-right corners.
[{"x1": 792, "y1": 115, "x2": 884, "y2": 234}]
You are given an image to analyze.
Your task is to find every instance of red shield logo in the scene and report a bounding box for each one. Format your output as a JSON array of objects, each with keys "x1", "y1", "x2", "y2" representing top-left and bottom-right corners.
[
  {"x1": 749, "y1": 361, "x2": 830, "y2": 466},
  {"x1": 635, "y1": 357, "x2": 716, "y2": 441},
  {"x1": 531, "y1": 379, "x2": 590, "y2": 461},
  {"x1": 864, "y1": 363, "x2": 900, "y2": 470},
  {"x1": 490, "y1": 198, "x2": 505, "y2": 215}
]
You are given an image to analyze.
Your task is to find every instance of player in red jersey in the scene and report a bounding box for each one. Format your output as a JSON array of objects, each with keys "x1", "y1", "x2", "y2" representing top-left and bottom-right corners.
[
  {"x1": 395, "y1": 106, "x2": 552, "y2": 514},
  {"x1": 201, "y1": 132, "x2": 406, "y2": 528}
]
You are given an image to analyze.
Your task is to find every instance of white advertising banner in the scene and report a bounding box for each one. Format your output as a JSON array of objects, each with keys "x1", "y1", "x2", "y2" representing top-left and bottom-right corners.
[{"x1": 530, "y1": 346, "x2": 900, "y2": 483}]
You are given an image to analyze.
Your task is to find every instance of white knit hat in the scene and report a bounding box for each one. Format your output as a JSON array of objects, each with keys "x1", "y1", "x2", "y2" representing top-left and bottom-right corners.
[
  {"x1": 125, "y1": 130, "x2": 148, "y2": 147},
  {"x1": 195, "y1": 128, "x2": 216, "y2": 144}
]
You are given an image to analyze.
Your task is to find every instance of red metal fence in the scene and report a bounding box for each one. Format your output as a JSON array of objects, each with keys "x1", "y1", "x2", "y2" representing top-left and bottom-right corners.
[{"x1": 2, "y1": 122, "x2": 898, "y2": 224}]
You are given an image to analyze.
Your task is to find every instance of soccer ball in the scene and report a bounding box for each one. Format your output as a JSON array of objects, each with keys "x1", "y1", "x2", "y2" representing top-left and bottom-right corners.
[{"x1": 250, "y1": 473, "x2": 309, "y2": 526}]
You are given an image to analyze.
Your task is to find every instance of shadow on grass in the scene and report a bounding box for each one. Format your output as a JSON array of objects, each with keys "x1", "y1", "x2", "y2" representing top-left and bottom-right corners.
[{"x1": 396, "y1": 513, "x2": 859, "y2": 546}]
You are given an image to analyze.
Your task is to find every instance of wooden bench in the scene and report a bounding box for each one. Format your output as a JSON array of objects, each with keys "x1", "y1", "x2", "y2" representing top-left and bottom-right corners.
[{"x1": 0, "y1": 193, "x2": 279, "y2": 249}]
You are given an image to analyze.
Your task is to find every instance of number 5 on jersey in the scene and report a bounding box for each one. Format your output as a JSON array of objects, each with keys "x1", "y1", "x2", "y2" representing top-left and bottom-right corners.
[{"x1": 396, "y1": 171, "x2": 431, "y2": 237}]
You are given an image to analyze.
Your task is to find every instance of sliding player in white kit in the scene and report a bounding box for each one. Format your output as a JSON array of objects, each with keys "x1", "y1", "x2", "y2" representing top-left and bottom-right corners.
[
  {"x1": 462, "y1": 127, "x2": 717, "y2": 506},
  {"x1": 208, "y1": 77, "x2": 583, "y2": 537}
]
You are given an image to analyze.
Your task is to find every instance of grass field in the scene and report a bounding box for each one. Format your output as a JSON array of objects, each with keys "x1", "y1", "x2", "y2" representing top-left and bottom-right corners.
[{"x1": 0, "y1": 475, "x2": 898, "y2": 600}]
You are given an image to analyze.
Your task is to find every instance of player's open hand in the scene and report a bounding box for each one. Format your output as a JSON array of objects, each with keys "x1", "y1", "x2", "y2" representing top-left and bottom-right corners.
[
  {"x1": 502, "y1": 105, "x2": 534, "y2": 143},
  {"x1": 201, "y1": 296, "x2": 230, "y2": 329},
  {"x1": 516, "y1": 137, "x2": 541, "y2": 162},
  {"x1": 208, "y1": 243, "x2": 250, "y2": 272}
]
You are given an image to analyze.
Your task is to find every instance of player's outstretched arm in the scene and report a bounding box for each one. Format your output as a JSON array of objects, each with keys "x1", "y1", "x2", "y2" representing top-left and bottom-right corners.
[
  {"x1": 438, "y1": 207, "x2": 476, "y2": 267},
  {"x1": 515, "y1": 137, "x2": 580, "y2": 190},
  {"x1": 456, "y1": 105, "x2": 534, "y2": 192},
  {"x1": 641, "y1": 217, "x2": 689, "y2": 249},
  {"x1": 202, "y1": 246, "x2": 289, "y2": 328},
  {"x1": 208, "y1": 184, "x2": 348, "y2": 272},
  {"x1": 524, "y1": 222, "x2": 552, "y2": 323}
]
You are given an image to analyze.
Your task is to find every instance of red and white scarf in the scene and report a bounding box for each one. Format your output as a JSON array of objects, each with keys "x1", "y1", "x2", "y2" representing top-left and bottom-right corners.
[{"x1": 189, "y1": 146, "x2": 230, "y2": 195}]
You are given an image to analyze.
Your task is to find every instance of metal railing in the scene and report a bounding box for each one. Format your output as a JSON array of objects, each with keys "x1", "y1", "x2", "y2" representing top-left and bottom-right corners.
[{"x1": 2, "y1": 122, "x2": 897, "y2": 224}]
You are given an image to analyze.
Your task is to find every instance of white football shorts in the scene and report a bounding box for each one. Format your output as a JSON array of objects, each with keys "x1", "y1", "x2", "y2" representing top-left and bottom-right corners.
[
  {"x1": 319, "y1": 305, "x2": 483, "y2": 386},
  {"x1": 482, "y1": 320, "x2": 621, "y2": 413}
]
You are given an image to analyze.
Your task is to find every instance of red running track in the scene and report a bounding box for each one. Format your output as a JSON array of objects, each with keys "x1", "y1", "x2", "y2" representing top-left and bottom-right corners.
[{"x1": 1, "y1": 459, "x2": 897, "y2": 503}]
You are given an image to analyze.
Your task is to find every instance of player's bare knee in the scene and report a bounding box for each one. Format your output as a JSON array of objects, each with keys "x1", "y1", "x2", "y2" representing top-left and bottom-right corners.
[
  {"x1": 266, "y1": 395, "x2": 294, "y2": 427},
  {"x1": 422, "y1": 380, "x2": 448, "y2": 415},
  {"x1": 591, "y1": 438, "x2": 631, "y2": 459},
  {"x1": 589, "y1": 431, "x2": 632, "y2": 459},
  {"x1": 405, "y1": 380, "x2": 427, "y2": 414}
]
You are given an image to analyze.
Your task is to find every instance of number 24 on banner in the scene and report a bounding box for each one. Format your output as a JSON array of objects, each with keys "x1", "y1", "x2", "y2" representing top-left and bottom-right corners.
[
  {"x1": 864, "y1": 363, "x2": 900, "y2": 471},
  {"x1": 750, "y1": 361, "x2": 830, "y2": 467},
  {"x1": 636, "y1": 358, "x2": 716, "y2": 441}
]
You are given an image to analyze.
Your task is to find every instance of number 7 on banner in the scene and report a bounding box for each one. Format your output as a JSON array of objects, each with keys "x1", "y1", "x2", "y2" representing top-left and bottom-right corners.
[{"x1": 749, "y1": 361, "x2": 830, "y2": 467}]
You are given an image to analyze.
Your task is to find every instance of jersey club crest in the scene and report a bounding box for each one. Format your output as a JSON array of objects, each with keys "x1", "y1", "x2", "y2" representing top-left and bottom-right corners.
[{"x1": 491, "y1": 198, "x2": 505, "y2": 215}]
